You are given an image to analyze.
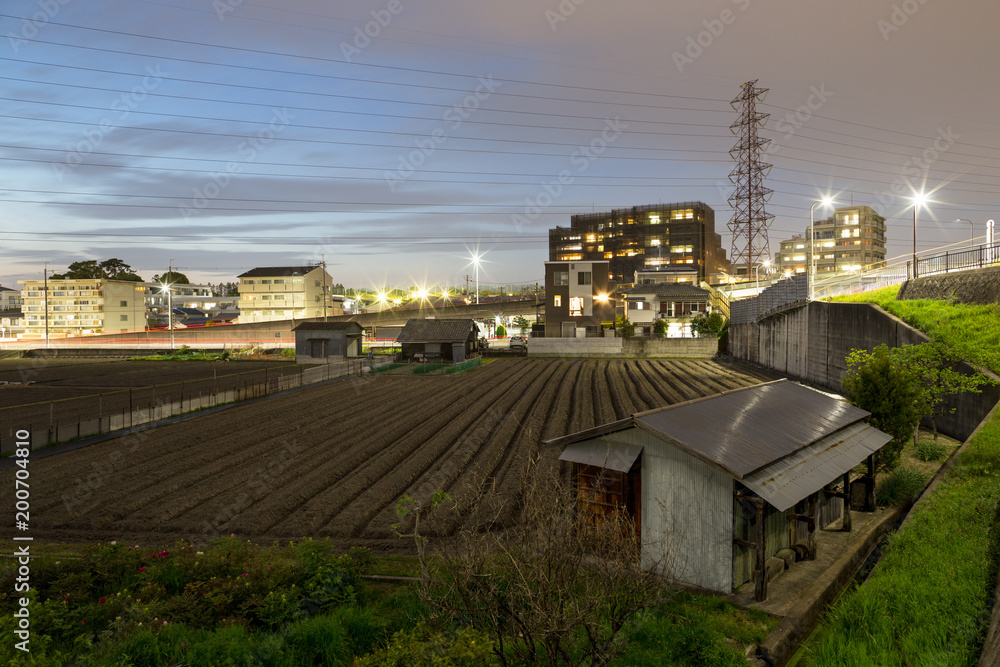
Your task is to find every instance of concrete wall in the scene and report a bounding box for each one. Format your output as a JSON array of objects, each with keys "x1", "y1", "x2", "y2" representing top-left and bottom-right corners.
[
  {"x1": 731, "y1": 301, "x2": 1000, "y2": 441},
  {"x1": 897, "y1": 265, "x2": 1000, "y2": 304},
  {"x1": 527, "y1": 337, "x2": 717, "y2": 358}
]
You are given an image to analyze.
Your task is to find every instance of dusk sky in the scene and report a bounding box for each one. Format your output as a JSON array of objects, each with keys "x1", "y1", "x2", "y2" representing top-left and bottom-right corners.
[{"x1": 2, "y1": 0, "x2": 998, "y2": 290}]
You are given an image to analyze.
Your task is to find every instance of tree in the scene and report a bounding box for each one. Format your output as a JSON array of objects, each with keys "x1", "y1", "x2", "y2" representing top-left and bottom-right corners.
[
  {"x1": 152, "y1": 271, "x2": 190, "y2": 285},
  {"x1": 429, "y1": 456, "x2": 667, "y2": 666},
  {"x1": 652, "y1": 318, "x2": 668, "y2": 338},
  {"x1": 51, "y1": 258, "x2": 143, "y2": 281},
  {"x1": 496, "y1": 324, "x2": 507, "y2": 338},
  {"x1": 842, "y1": 344, "x2": 922, "y2": 472},
  {"x1": 690, "y1": 312, "x2": 728, "y2": 338},
  {"x1": 892, "y1": 341, "x2": 994, "y2": 441},
  {"x1": 616, "y1": 316, "x2": 635, "y2": 338},
  {"x1": 512, "y1": 315, "x2": 530, "y2": 331}
]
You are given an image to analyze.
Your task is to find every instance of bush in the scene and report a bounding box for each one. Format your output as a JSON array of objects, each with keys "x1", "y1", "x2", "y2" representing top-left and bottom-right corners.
[
  {"x1": 281, "y1": 348, "x2": 295, "y2": 359},
  {"x1": 495, "y1": 324, "x2": 506, "y2": 338},
  {"x1": 915, "y1": 440, "x2": 948, "y2": 462},
  {"x1": 355, "y1": 623, "x2": 497, "y2": 667},
  {"x1": 876, "y1": 466, "x2": 927, "y2": 506}
]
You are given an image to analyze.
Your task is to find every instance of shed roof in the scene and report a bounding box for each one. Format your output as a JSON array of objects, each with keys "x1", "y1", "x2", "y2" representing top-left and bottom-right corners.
[
  {"x1": 559, "y1": 432, "x2": 643, "y2": 473},
  {"x1": 741, "y1": 421, "x2": 891, "y2": 511},
  {"x1": 396, "y1": 319, "x2": 479, "y2": 343},
  {"x1": 545, "y1": 380, "x2": 872, "y2": 480},
  {"x1": 292, "y1": 321, "x2": 363, "y2": 333},
  {"x1": 238, "y1": 266, "x2": 320, "y2": 278}
]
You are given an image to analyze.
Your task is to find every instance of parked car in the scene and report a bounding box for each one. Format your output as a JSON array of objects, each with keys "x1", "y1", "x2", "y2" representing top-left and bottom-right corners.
[{"x1": 509, "y1": 335, "x2": 527, "y2": 351}]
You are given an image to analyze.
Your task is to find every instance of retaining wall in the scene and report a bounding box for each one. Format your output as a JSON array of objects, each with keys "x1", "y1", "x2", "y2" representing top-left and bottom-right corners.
[
  {"x1": 730, "y1": 301, "x2": 1000, "y2": 441},
  {"x1": 527, "y1": 337, "x2": 717, "y2": 358},
  {"x1": 898, "y1": 265, "x2": 1000, "y2": 304}
]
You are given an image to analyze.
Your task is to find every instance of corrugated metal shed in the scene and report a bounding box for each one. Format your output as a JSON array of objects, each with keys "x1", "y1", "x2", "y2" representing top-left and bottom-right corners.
[
  {"x1": 396, "y1": 319, "x2": 479, "y2": 343},
  {"x1": 741, "y1": 421, "x2": 891, "y2": 511},
  {"x1": 559, "y1": 435, "x2": 642, "y2": 472},
  {"x1": 292, "y1": 322, "x2": 363, "y2": 333},
  {"x1": 633, "y1": 380, "x2": 868, "y2": 478}
]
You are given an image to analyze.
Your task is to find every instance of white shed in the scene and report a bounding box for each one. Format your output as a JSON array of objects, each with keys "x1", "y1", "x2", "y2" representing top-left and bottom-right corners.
[{"x1": 544, "y1": 379, "x2": 891, "y2": 601}]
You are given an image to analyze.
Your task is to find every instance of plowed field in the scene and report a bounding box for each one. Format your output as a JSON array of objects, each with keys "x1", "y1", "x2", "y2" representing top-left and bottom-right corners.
[{"x1": 2, "y1": 359, "x2": 770, "y2": 550}]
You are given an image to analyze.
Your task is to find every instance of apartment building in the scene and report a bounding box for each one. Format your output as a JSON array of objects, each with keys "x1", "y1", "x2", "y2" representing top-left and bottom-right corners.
[
  {"x1": 543, "y1": 260, "x2": 615, "y2": 337},
  {"x1": 0, "y1": 286, "x2": 21, "y2": 311},
  {"x1": 18, "y1": 278, "x2": 147, "y2": 337},
  {"x1": 548, "y1": 202, "x2": 730, "y2": 284},
  {"x1": 774, "y1": 206, "x2": 886, "y2": 276},
  {"x1": 237, "y1": 265, "x2": 342, "y2": 323}
]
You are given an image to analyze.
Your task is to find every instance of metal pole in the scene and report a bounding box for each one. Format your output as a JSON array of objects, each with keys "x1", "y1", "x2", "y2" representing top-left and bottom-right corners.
[
  {"x1": 43, "y1": 264, "x2": 49, "y2": 349},
  {"x1": 956, "y1": 219, "x2": 973, "y2": 253},
  {"x1": 912, "y1": 204, "x2": 918, "y2": 278},
  {"x1": 168, "y1": 286, "x2": 174, "y2": 349}
]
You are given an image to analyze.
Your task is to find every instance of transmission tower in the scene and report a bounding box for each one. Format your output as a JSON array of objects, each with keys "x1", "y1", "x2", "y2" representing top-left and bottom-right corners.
[{"x1": 727, "y1": 80, "x2": 775, "y2": 278}]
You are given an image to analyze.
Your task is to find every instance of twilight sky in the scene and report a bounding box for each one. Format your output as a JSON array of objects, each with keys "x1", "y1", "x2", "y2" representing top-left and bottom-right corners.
[{"x1": 1, "y1": 0, "x2": 998, "y2": 290}]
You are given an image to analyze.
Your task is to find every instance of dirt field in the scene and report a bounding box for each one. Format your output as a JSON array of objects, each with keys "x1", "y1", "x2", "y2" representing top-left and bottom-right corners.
[
  {"x1": 0, "y1": 359, "x2": 300, "y2": 428},
  {"x1": 2, "y1": 358, "x2": 771, "y2": 550}
]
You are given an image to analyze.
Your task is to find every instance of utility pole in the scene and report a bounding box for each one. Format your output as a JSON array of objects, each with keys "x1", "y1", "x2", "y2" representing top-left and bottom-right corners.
[
  {"x1": 43, "y1": 263, "x2": 49, "y2": 349},
  {"x1": 321, "y1": 256, "x2": 328, "y2": 320},
  {"x1": 168, "y1": 259, "x2": 175, "y2": 350}
]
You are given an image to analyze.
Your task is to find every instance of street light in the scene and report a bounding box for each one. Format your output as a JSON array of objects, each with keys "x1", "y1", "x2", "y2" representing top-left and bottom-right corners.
[
  {"x1": 912, "y1": 192, "x2": 929, "y2": 277},
  {"x1": 159, "y1": 282, "x2": 174, "y2": 350},
  {"x1": 809, "y1": 197, "x2": 836, "y2": 300},
  {"x1": 754, "y1": 260, "x2": 771, "y2": 293},
  {"x1": 955, "y1": 219, "x2": 974, "y2": 252},
  {"x1": 468, "y1": 252, "x2": 482, "y2": 304}
]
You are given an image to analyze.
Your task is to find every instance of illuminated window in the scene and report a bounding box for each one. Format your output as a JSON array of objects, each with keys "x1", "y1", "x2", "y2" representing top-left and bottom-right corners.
[
  {"x1": 793, "y1": 255, "x2": 805, "y2": 261},
  {"x1": 569, "y1": 297, "x2": 583, "y2": 317},
  {"x1": 633, "y1": 301, "x2": 644, "y2": 310},
  {"x1": 824, "y1": 241, "x2": 835, "y2": 248},
  {"x1": 853, "y1": 229, "x2": 860, "y2": 237},
  {"x1": 553, "y1": 295, "x2": 562, "y2": 307},
  {"x1": 649, "y1": 215, "x2": 660, "y2": 224},
  {"x1": 842, "y1": 230, "x2": 851, "y2": 238},
  {"x1": 650, "y1": 239, "x2": 661, "y2": 246},
  {"x1": 795, "y1": 244, "x2": 805, "y2": 249}
]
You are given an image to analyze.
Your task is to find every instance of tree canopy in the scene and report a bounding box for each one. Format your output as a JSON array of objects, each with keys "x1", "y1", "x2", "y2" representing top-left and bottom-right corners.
[
  {"x1": 152, "y1": 271, "x2": 190, "y2": 285},
  {"x1": 51, "y1": 259, "x2": 143, "y2": 282}
]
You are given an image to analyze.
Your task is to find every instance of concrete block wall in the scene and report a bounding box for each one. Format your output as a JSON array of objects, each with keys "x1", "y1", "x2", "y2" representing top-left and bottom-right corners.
[
  {"x1": 730, "y1": 300, "x2": 999, "y2": 441},
  {"x1": 527, "y1": 337, "x2": 717, "y2": 358}
]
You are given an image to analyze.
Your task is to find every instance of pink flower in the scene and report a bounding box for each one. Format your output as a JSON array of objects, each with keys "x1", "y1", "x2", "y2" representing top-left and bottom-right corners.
[
  {"x1": 99, "y1": 597, "x2": 107, "y2": 604},
  {"x1": 82, "y1": 620, "x2": 87, "y2": 625},
  {"x1": 240, "y1": 573, "x2": 248, "y2": 578},
  {"x1": 139, "y1": 567, "x2": 147, "y2": 573}
]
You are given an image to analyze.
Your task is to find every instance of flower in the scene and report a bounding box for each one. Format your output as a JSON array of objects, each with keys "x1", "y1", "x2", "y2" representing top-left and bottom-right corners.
[
  {"x1": 111, "y1": 541, "x2": 117, "y2": 545},
  {"x1": 139, "y1": 567, "x2": 147, "y2": 573},
  {"x1": 82, "y1": 620, "x2": 86, "y2": 625},
  {"x1": 99, "y1": 597, "x2": 107, "y2": 604},
  {"x1": 163, "y1": 620, "x2": 168, "y2": 626},
  {"x1": 240, "y1": 573, "x2": 248, "y2": 578},
  {"x1": 196, "y1": 551, "x2": 204, "y2": 556}
]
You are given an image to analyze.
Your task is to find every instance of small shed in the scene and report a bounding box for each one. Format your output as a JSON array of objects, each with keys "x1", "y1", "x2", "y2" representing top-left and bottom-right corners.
[
  {"x1": 545, "y1": 379, "x2": 891, "y2": 601},
  {"x1": 291, "y1": 321, "x2": 363, "y2": 363},
  {"x1": 396, "y1": 319, "x2": 480, "y2": 363}
]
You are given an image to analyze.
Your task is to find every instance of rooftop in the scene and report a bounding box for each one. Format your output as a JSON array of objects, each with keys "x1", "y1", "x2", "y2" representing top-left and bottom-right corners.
[
  {"x1": 238, "y1": 266, "x2": 322, "y2": 278},
  {"x1": 396, "y1": 318, "x2": 480, "y2": 343}
]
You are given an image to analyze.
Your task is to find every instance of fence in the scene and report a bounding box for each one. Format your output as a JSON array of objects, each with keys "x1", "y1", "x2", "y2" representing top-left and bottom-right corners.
[
  {"x1": 0, "y1": 355, "x2": 396, "y2": 455},
  {"x1": 731, "y1": 240, "x2": 1000, "y2": 323}
]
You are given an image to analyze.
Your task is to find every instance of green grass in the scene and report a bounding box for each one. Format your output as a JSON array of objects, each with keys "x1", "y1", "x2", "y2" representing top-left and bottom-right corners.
[
  {"x1": 875, "y1": 466, "x2": 928, "y2": 507},
  {"x1": 801, "y1": 289, "x2": 1000, "y2": 666},
  {"x1": 612, "y1": 591, "x2": 776, "y2": 667},
  {"x1": 915, "y1": 439, "x2": 949, "y2": 462},
  {"x1": 829, "y1": 285, "x2": 1000, "y2": 371}
]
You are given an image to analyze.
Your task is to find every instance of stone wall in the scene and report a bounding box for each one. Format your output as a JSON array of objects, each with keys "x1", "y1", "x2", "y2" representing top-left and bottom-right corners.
[{"x1": 898, "y1": 265, "x2": 1000, "y2": 304}]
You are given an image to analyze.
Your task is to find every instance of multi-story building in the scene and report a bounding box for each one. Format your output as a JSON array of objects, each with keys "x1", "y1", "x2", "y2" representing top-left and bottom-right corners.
[
  {"x1": 237, "y1": 265, "x2": 342, "y2": 323},
  {"x1": 774, "y1": 206, "x2": 886, "y2": 276},
  {"x1": 543, "y1": 260, "x2": 615, "y2": 337},
  {"x1": 548, "y1": 202, "x2": 730, "y2": 284},
  {"x1": 18, "y1": 278, "x2": 148, "y2": 337},
  {"x1": 0, "y1": 286, "x2": 21, "y2": 311},
  {"x1": 0, "y1": 311, "x2": 23, "y2": 339}
]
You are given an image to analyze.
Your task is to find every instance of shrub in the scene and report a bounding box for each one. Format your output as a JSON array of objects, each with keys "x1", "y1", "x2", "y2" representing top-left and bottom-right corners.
[
  {"x1": 915, "y1": 440, "x2": 948, "y2": 462},
  {"x1": 496, "y1": 324, "x2": 506, "y2": 338},
  {"x1": 355, "y1": 623, "x2": 497, "y2": 667},
  {"x1": 281, "y1": 348, "x2": 295, "y2": 359},
  {"x1": 876, "y1": 466, "x2": 927, "y2": 506}
]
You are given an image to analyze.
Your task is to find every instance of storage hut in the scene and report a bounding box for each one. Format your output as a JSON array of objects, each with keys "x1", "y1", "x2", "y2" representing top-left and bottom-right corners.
[
  {"x1": 291, "y1": 321, "x2": 363, "y2": 363},
  {"x1": 396, "y1": 319, "x2": 480, "y2": 363},
  {"x1": 544, "y1": 379, "x2": 891, "y2": 601}
]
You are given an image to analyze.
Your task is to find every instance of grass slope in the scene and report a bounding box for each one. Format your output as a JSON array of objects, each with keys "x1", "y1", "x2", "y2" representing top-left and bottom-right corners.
[{"x1": 804, "y1": 289, "x2": 1000, "y2": 666}]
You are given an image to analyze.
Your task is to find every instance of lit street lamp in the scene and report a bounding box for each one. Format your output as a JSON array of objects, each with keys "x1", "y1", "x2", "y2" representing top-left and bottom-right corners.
[
  {"x1": 159, "y1": 282, "x2": 174, "y2": 350},
  {"x1": 754, "y1": 260, "x2": 771, "y2": 293},
  {"x1": 809, "y1": 197, "x2": 836, "y2": 300},
  {"x1": 468, "y1": 251, "x2": 483, "y2": 304},
  {"x1": 912, "y1": 192, "x2": 929, "y2": 277}
]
